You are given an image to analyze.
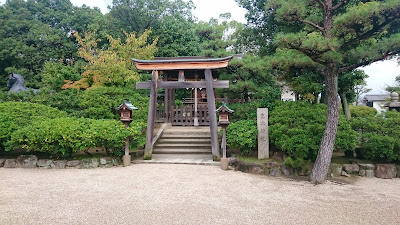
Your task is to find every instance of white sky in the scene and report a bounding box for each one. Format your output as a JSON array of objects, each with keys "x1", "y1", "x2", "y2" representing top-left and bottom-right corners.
[{"x1": 0, "y1": 0, "x2": 398, "y2": 93}]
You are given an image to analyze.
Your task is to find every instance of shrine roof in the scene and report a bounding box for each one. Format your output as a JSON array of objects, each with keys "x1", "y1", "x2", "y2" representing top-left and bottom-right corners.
[{"x1": 132, "y1": 56, "x2": 233, "y2": 70}]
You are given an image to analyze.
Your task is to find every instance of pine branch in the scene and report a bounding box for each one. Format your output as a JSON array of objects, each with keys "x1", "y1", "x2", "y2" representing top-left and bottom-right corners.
[
  {"x1": 299, "y1": 19, "x2": 324, "y2": 32},
  {"x1": 340, "y1": 16, "x2": 397, "y2": 51},
  {"x1": 332, "y1": 1, "x2": 347, "y2": 12},
  {"x1": 314, "y1": 0, "x2": 325, "y2": 9},
  {"x1": 338, "y1": 53, "x2": 393, "y2": 73},
  {"x1": 285, "y1": 41, "x2": 325, "y2": 65}
]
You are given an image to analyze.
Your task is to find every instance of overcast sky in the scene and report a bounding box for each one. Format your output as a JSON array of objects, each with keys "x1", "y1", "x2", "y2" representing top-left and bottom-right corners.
[{"x1": 0, "y1": 0, "x2": 398, "y2": 94}]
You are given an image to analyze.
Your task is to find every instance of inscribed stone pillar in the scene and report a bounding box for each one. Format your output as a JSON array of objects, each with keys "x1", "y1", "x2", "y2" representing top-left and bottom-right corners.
[{"x1": 257, "y1": 108, "x2": 269, "y2": 159}]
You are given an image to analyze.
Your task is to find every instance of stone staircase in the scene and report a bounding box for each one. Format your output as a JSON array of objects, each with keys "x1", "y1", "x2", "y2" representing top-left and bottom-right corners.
[
  {"x1": 133, "y1": 126, "x2": 218, "y2": 166},
  {"x1": 153, "y1": 127, "x2": 212, "y2": 155}
]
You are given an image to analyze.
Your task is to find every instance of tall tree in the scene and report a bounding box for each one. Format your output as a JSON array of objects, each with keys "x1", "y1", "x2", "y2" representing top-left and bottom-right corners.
[
  {"x1": 235, "y1": 0, "x2": 278, "y2": 56},
  {"x1": 0, "y1": 0, "x2": 103, "y2": 87},
  {"x1": 151, "y1": 16, "x2": 201, "y2": 57},
  {"x1": 217, "y1": 56, "x2": 281, "y2": 102},
  {"x1": 269, "y1": 0, "x2": 400, "y2": 184},
  {"x1": 108, "y1": 0, "x2": 195, "y2": 34}
]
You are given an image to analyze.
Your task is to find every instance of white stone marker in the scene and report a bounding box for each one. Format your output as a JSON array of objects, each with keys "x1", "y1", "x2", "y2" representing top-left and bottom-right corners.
[{"x1": 257, "y1": 108, "x2": 269, "y2": 159}]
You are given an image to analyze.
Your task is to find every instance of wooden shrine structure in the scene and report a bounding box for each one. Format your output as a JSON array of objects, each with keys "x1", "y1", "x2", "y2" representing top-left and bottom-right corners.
[{"x1": 133, "y1": 56, "x2": 233, "y2": 160}]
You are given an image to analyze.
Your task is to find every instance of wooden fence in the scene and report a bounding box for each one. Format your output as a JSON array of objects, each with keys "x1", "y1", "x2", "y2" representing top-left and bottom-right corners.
[{"x1": 156, "y1": 103, "x2": 210, "y2": 126}]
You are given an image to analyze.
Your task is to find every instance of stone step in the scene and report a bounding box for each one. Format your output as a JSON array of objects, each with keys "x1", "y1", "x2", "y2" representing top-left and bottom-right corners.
[
  {"x1": 157, "y1": 139, "x2": 211, "y2": 144},
  {"x1": 132, "y1": 154, "x2": 219, "y2": 166},
  {"x1": 154, "y1": 143, "x2": 211, "y2": 148},
  {"x1": 153, "y1": 148, "x2": 211, "y2": 154},
  {"x1": 163, "y1": 131, "x2": 211, "y2": 136},
  {"x1": 161, "y1": 134, "x2": 211, "y2": 139},
  {"x1": 164, "y1": 127, "x2": 210, "y2": 133}
]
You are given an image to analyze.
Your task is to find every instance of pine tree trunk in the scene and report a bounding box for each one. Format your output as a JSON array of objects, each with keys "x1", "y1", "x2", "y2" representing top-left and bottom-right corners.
[
  {"x1": 339, "y1": 91, "x2": 351, "y2": 120},
  {"x1": 310, "y1": 66, "x2": 340, "y2": 184}
]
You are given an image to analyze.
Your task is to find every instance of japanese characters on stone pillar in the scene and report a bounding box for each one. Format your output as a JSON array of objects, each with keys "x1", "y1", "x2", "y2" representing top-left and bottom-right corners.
[{"x1": 257, "y1": 108, "x2": 269, "y2": 159}]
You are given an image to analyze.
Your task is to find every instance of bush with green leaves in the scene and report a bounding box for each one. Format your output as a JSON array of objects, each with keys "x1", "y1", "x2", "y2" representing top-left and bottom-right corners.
[
  {"x1": 78, "y1": 86, "x2": 149, "y2": 121},
  {"x1": 7, "y1": 117, "x2": 146, "y2": 158},
  {"x1": 226, "y1": 119, "x2": 258, "y2": 156},
  {"x1": 269, "y1": 101, "x2": 358, "y2": 161},
  {"x1": 0, "y1": 102, "x2": 67, "y2": 150},
  {"x1": 349, "y1": 105, "x2": 377, "y2": 118},
  {"x1": 352, "y1": 110, "x2": 400, "y2": 161}
]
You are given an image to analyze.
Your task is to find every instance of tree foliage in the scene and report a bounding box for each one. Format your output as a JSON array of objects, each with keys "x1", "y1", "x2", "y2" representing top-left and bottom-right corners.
[
  {"x1": 77, "y1": 86, "x2": 149, "y2": 121},
  {"x1": 218, "y1": 56, "x2": 281, "y2": 103},
  {"x1": 235, "y1": 0, "x2": 278, "y2": 56},
  {"x1": 0, "y1": 0, "x2": 101, "y2": 87},
  {"x1": 386, "y1": 74, "x2": 400, "y2": 93},
  {"x1": 66, "y1": 29, "x2": 157, "y2": 89}
]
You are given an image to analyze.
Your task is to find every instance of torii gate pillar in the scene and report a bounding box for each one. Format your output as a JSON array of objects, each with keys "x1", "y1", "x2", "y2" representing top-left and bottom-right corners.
[{"x1": 205, "y1": 69, "x2": 220, "y2": 160}]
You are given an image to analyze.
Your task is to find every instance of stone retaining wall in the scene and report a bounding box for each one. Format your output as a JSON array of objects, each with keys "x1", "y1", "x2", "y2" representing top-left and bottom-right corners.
[
  {"x1": 0, "y1": 155, "x2": 122, "y2": 169},
  {"x1": 229, "y1": 157, "x2": 400, "y2": 179}
]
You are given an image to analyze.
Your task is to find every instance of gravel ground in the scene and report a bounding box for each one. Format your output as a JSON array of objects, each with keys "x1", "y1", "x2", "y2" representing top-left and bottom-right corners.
[{"x1": 1, "y1": 164, "x2": 400, "y2": 225}]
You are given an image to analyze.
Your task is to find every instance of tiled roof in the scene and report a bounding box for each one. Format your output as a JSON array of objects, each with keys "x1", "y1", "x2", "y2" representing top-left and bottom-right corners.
[{"x1": 363, "y1": 94, "x2": 390, "y2": 102}]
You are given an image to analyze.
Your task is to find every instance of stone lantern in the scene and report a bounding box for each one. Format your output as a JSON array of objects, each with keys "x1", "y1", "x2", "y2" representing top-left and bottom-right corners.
[
  {"x1": 386, "y1": 92, "x2": 400, "y2": 112},
  {"x1": 215, "y1": 102, "x2": 234, "y2": 170},
  {"x1": 116, "y1": 101, "x2": 138, "y2": 167},
  {"x1": 116, "y1": 100, "x2": 137, "y2": 124}
]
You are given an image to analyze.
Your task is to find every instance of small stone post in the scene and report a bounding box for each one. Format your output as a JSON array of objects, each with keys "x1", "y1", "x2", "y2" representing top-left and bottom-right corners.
[{"x1": 257, "y1": 108, "x2": 269, "y2": 159}]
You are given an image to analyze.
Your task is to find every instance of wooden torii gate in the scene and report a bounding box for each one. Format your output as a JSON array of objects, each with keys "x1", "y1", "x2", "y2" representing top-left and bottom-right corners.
[{"x1": 133, "y1": 56, "x2": 232, "y2": 160}]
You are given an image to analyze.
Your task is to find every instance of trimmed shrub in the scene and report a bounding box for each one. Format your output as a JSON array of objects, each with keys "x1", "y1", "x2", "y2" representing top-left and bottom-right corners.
[
  {"x1": 269, "y1": 101, "x2": 358, "y2": 161},
  {"x1": 350, "y1": 105, "x2": 377, "y2": 118},
  {"x1": 226, "y1": 119, "x2": 258, "y2": 156},
  {"x1": 7, "y1": 117, "x2": 145, "y2": 158},
  {"x1": 0, "y1": 102, "x2": 67, "y2": 150},
  {"x1": 352, "y1": 110, "x2": 400, "y2": 161}
]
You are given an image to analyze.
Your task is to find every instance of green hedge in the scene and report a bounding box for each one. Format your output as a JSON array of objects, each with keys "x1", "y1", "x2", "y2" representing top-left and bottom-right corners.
[
  {"x1": 7, "y1": 117, "x2": 145, "y2": 158},
  {"x1": 0, "y1": 102, "x2": 67, "y2": 150},
  {"x1": 349, "y1": 105, "x2": 377, "y2": 118},
  {"x1": 351, "y1": 110, "x2": 400, "y2": 161},
  {"x1": 269, "y1": 101, "x2": 358, "y2": 161}
]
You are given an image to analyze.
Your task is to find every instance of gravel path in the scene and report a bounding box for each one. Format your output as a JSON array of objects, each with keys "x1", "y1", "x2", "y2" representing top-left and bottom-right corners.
[{"x1": 1, "y1": 164, "x2": 400, "y2": 225}]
